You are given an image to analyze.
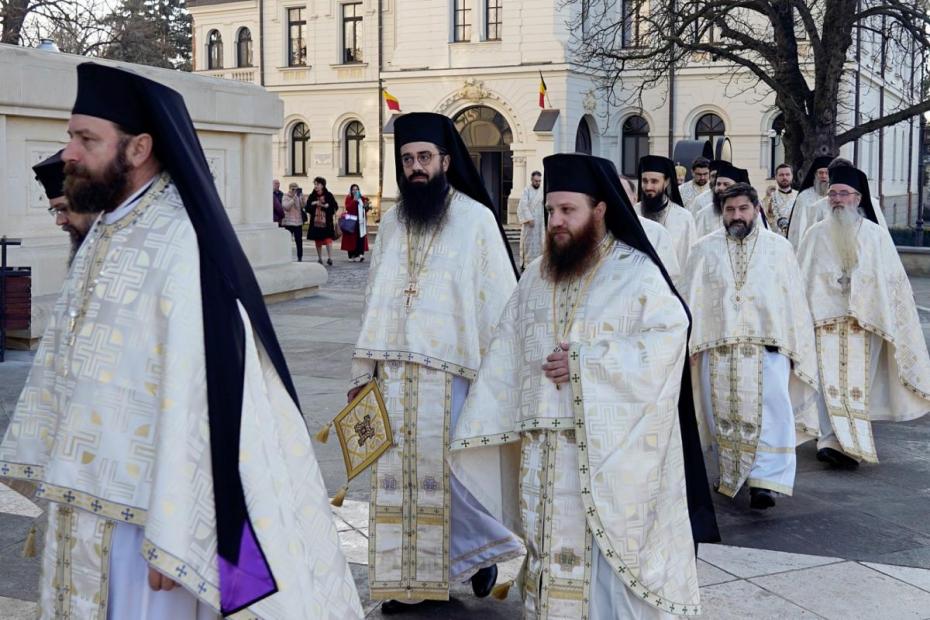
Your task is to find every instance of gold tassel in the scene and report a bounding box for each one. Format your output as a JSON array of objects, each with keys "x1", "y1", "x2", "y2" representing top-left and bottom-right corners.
[
  {"x1": 314, "y1": 423, "x2": 331, "y2": 444},
  {"x1": 22, "y1": 525, "x2": 37, "y2": 558},
  {"x1": 330, "y1": 485, "x2": 348, "y2": 507},
  {"x1": 490, "y1": 579, "x2": 513, "y2": 601}
]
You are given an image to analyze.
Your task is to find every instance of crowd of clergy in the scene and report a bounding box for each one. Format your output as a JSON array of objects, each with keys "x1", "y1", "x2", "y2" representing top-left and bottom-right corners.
[{"x1": 4, "y1": 59, "x2": 929, "y2": 620}]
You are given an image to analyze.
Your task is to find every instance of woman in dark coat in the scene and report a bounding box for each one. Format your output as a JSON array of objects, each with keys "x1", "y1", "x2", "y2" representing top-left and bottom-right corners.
[
  {"x1": 340, "y1": 184, "x2": 370, "y2": 261},
  {"x1": 305, "y1": 176, "x2": 339, "y2": 265}
]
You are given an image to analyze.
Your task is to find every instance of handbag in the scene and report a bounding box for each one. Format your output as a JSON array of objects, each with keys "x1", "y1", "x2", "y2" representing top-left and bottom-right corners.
[{"x1": 339, "y1": 214, "x2": 358, "y2": 235}]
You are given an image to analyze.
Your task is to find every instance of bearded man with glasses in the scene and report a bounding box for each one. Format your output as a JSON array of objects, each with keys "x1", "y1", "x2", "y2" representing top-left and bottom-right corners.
[
  {"x1": 797, "y1": 164, "x2": 930, "y2": 470},
  {"x1": 33, "y1": 150, "x2": 96, "y2": 266},
  {"x1": 349, "y1": 112, "x2": 521, "y2": 614}
]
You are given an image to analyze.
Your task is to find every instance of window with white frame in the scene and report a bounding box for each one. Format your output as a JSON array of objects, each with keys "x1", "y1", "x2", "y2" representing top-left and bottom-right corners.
[
  {"x1": 486, "y1": 0, "x2": 502, "y2": 41},
  {"x1": 291, "y1": 122, "x2": 309, "y2": 176},
  {"x1": 344, "y1": 121, "x2": 365, "y2": 175},
  {"x1": 342, "y1": 3, "x2": 363, "y2": 63},
  {"x1": 287, "y1": 7, "x2": 307, "y2": 66},
  {"x1": 453, "y1": 0, "x2": 471, "y2": 42}
]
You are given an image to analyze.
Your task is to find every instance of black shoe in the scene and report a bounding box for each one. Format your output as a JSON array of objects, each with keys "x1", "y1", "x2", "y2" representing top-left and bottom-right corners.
[
  {"x1": 380, "y1": 600, "x2": 444, "y2": 615},
  {"x1": 817, "y1": 447, "x2": 860, "y2": 470},
  {"x1": 327, "y1": 258, "x2": 333, "y2": 266},
  {"x1": 317, "y1": 259, "x2": 323, "y2": 264},
  {"x1": 749, "y1": 487, "x2": 776, "y2": 510},
  {"x1": 359, "y1": 256, "x2": 365, "y2": 262},
  {"x1": 471, "y1": 564, "x2": 498, "y2": 598}
]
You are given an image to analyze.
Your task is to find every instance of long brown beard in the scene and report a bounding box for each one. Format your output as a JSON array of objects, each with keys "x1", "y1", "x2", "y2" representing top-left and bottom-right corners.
[
  {"x1": 63, "y1": 137, "x2": 132, "y2": 214},
  {"x1": 541, "y1": 215, "x2": 602, "y2": 283}
]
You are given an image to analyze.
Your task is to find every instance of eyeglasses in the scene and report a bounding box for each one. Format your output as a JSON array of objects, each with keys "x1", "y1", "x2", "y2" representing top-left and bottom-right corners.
[
  {"x1": 400, "y1": 151, "x2": 444, "y2": 168},
  {"x1": 47, "y1": 206, "x2": 68, "y2": 218},
  {"x1": 827, "y1": 191, "x2": 860, "y2": 200}
]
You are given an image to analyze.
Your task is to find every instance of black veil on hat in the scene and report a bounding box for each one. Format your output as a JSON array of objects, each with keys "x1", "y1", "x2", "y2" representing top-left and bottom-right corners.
[
  {"x1": 393, "y1": 111, "x2": 517, "y2": 276},
  {"x1": 829, "y1": 165, "x2": 878, "y2": 224},
  {"x1": 33, "y1": 149, "x2": 66, "y2": 200},
  {"x1": 72, "y1": 62, "x2": 294, "y2": 615},
  {"x1": 800, "y1": 155, "x2": 833, "y2": 191},
  {"x1": 542, "y1": 152, "x2": 721, "y2": 546},
  {"x1": 715, "y1": 162, "x2": 750, "y2": 185},
  {"x1": 636, "y1": 154, "x2": 685, "y2": 207}
]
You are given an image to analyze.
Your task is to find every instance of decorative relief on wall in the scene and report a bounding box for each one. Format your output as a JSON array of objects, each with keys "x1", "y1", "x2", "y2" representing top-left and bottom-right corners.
[
  {"x1": 203, "y1": 149, "x2": 227, "y2": 205},
  {"x1": 459, "y1": 78, "x2": 489, "y2": 102}
]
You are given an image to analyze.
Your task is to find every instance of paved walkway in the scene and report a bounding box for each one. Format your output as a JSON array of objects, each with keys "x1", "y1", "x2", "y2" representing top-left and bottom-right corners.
[{"x1": 0, "y1": 254, "x2": 929, "y2": 619}]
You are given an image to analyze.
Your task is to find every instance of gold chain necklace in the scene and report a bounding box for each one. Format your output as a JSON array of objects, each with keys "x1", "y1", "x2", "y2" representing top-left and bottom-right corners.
[
  {"x1": 725, "y1": 227, "x2": 760, "y2": 305},
  {"x1": 403, "y1": 191, "x2": 451, "y2": 310}
]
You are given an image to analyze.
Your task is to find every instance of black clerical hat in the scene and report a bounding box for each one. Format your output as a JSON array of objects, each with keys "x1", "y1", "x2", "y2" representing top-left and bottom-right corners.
[
  {"x1": 709, "y1": 159, "x2": 725, "y2": 172},
  {"x1": 33, "y1": 150, "x2": 65, "y2": 200},
  {"x1": 72, "y1": 63, "x2": 151, "y2": 135},
  {"x1": 636, "y1": 155, "x2": 684, "y2": 206},
  {"x1": 715, "y1": 162, "x2": 750, "y2": 185},
  {"x1": 393, "y1": 111, "x2": 517, "y2": 276},
  {"x1": 829, "y1": 165, "x2": 878, "y2": 224},
  {"x1": 71, "y1": 62, "x2": 288, "y2": 615},
  {"x1": 800, "y1": 156, "x2": 833, "y2": 191},
  {"x1": 543, "y1": 151, "x2": 721, "y2": 546}
]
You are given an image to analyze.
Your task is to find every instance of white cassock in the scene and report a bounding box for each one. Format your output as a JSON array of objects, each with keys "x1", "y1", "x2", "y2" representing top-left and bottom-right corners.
[
  {"x1": 640, "y1": 216, "x2": 682, "y2": 283},
  {"x1": 797, "y1": 214, "x2": 930, "y2": 462},
  {"x1": 0, "y1": 176, "x2": 363, "y2": 619},
  {"x1": 351, "y1": 189, "x2": 523, "y2": 602},
  {"x1": 634, "y1": 201, "x2": 696, "y2": 268},
  {"x1": 682, "y1": 226, "x2": 820, "y2": 496},
  {"x1": 451, "y1": 235, "x2": 701, "y2": 619},
  {"x1": 517, "y1": 184, "x2": 545, "y2": 269},
  {"x1": 763, "y1": 189, "x2": 799, "y2": 236},
  {"x1": 786, "y1": 187, "x2": 826, "y2": 249},
  {"x1": 679, "y1": 180, "x2": 711, "y2": 214}
]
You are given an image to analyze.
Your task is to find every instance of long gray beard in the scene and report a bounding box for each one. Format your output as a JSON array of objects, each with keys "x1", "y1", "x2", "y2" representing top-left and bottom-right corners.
[
  {"x1": 814, "y1": 178, "x2": 829, "y2": 197},
  {"x1": 828, "y1": 206, "x2": 861, "y2": 272}
]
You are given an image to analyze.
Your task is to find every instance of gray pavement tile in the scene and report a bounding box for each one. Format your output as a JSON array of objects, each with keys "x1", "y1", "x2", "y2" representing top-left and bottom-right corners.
[
  {"x1": 862, "y1": 562, "x2": 930, "y2": 593},
  {"x1": 750, "y1": 561, "x2": 930, "y2": 619},
  {"x1": 0, "y1": 514, "x2": 42, "y2": 601},
  {"x1": 0, "y1": 596, "x2": 36, "y2": 619},
  {"x1": 698, "y1": 579, "x2": 821, "y2": 618}
]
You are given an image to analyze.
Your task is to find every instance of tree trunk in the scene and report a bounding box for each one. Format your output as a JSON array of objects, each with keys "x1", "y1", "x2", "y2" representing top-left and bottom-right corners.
[{"x1": 0, "y1": 0, "x2": 29, "y2": 44}]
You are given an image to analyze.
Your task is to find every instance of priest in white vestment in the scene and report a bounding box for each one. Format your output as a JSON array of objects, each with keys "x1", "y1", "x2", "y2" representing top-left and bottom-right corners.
[
  {"x1": 786, "y1": 156, "x2": 832, "y2": 249},
  {"x1": 762, "y1": 163, "x2": 798, "y2": 236},
  {"x1": 679, "y1": 157, "x2": 712, "y2": 213},
  {"x1": 798, "y1": 165, "x2": 930, "y2": 469},
  {"x1": 518, "y1": 171, "x2": 546, "y2": 270},
  {"x1": 682, "y1": 183, "x2": 819, "y2": 510},
  {"x1": 0, "y1": 64, "x2": 362, "y2": 619},
  {"x1": 451, "y1": 153, "x2": 720, "y2": 619},
  {"x1": 633, "y1": 155, "x2": 697, "y2": 268},
  {"x1": 348, "y1": 113, "x2": 523, "y2": 612}
]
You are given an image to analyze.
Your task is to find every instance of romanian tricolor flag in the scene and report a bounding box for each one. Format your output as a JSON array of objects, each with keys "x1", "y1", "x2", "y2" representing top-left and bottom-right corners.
[
  {"x1": 538, "y1": 73, "x2": 547, "y2": 109},
  {"x1": 383, "y1": 88, "x2": 401, "y2": 112}
]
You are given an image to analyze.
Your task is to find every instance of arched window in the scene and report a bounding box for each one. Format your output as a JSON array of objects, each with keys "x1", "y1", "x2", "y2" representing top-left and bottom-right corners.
[
  {"x1": 290, "y1": 122, "x2": 309, "y2": 176},
  {"x1": 695, "y1": 112, "x2": 725, "y2": 145},
  {"x1": 207, "y1": 30, "x2": 223, "y2": 70},
  {"x1": 621, "y1": 115, "x2": 650, "y2": 177},
  {"x1": 770, "y1": 113, "x2": 786, "y2": 178},
  {"x1": 236, "y1": 27, "x2": 253, "y2": 68},
  {"x1": 344, "y1": 121, "x2": 365, "y2": 175},
  {"x1": 575, "y1": 118, "x2": 593, "y2": 154}
]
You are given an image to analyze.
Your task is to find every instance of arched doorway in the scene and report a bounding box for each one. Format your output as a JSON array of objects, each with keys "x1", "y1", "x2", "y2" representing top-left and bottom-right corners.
[
  {"x1": 575, "y1": 118, "x2": 593, "y2": 154},
  {"x1": 452, "y1": 106, "x2": 513, "y2": 215}
]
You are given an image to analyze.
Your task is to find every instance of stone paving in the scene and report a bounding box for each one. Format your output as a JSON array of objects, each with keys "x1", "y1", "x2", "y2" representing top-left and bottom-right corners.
[{"x1": 1, "y1": 252, "x2": 930, "y2": 618}]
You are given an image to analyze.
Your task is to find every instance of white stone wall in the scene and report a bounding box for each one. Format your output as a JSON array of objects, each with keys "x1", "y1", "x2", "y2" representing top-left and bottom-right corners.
[{"x1": 0, "y1": 44, "x2": 324, "y2": 344}]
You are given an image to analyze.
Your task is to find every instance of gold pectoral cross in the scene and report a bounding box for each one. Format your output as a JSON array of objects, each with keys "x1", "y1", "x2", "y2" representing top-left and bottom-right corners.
[{"x1": 404, "y1": 283, "x2": 418, "y2": 309}]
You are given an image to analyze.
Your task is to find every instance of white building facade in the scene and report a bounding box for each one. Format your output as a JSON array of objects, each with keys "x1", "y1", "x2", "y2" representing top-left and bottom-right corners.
[{"x1": 188, "y1": 0, "x2": 922, "y2": 227}]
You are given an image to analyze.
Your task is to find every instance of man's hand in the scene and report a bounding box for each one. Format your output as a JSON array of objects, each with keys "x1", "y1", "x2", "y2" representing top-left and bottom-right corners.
[
  {"x1": 766, "y1": 186, "x2": 776, "y2": 197},
  {"x1": 526, "y1": 220, "x2": 534, "y2": 226},
  {"x1": 347, "y1": 386, "x2": 364, "y2": 403},
  {"x1": 148, "y1": 567, "x2": 177, "y2": 592},
  {"x1": 542, "y1": 342, "x2": 571, "y2": 385}
]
